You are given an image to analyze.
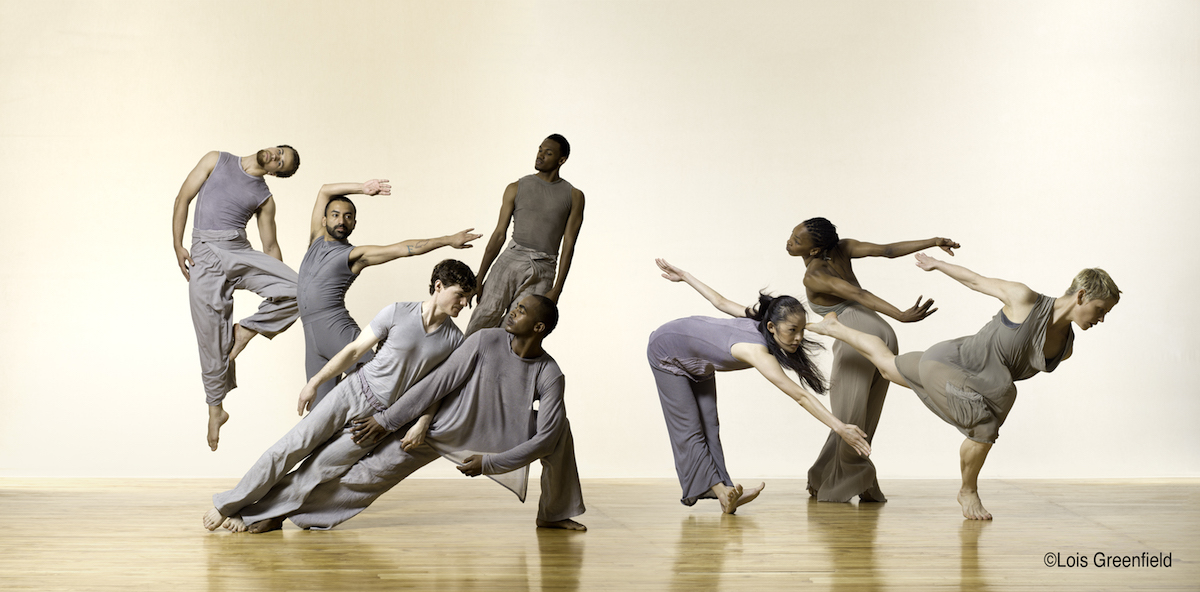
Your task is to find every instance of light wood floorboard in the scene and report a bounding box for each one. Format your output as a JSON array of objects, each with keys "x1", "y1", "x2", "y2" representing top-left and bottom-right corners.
[{"x1": 1, "y1": 478, "x2": 1197, "y2": 591}]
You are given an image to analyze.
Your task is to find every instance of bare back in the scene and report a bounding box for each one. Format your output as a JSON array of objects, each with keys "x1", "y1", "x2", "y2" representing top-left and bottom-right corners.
[{"x1": 803, "y1": 242, "x2": 863, "y2": 307}]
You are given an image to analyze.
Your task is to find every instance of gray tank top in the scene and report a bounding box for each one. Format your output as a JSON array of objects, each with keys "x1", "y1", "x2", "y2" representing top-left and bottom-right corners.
[
  {"x1": 193, "y1": 152, "x2": 272, "y2": 231},
  {"x1": 298, "y1": 237, "x2": 359, "y2": 323},
  {"x1": 648, "y1": 316, "x2": 766, "y2": 380},
  {"x1": 510, "y1": 174, "x2": 575, "y2": 255}
]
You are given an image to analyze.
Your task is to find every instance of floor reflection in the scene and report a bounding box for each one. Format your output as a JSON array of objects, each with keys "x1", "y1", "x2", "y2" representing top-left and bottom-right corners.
[
  {"x1": 959, "y1": 519, "x2": 992, "y2": 592},
  {"x1": 536, "y1": 526, "x2": 585, "y2": 591},
  {"x1": 669, "y1": 514, "x2": 748, "y2": 591},
  {"x1": 203, "y1": 528, "x2": 533, "y2": 591},
  {"x1": 805, "y1": 498, "x2": 883, "y2": 591}
]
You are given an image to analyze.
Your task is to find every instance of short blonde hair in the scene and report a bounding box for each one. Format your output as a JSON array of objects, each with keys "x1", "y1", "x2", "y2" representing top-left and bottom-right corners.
[{"x1": 1065, "y1": 268, "x2": 1120, "y2": 302}]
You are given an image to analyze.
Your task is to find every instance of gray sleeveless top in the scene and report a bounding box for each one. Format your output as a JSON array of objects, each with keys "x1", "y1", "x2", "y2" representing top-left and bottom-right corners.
[
  {"x1": 193, "y1": 152, "x2": 272, "y2": 231},
  {"x1": 298, "y1": 237, "x2": 359, "y2": 323},
  {"x1": 511, "y1": 174, "x2": 574, "y2": 255},
  {"x1": 648, "y1": 316, "x2": 766, "y2": 380}
]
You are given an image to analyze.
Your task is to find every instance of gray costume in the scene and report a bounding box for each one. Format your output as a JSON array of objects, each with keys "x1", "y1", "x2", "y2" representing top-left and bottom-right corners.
[
  {"x1": 213, "y1": 302, "x2": 462, "y2": 519},
  {"x1": 298, "y1": 236, "x2": 373, "y2": 407},
  {"x1": 895, "y1": 293, "x2": 1072, "y2": 444},
  {"x1": 188, "y1": 152, "x2": 299, "y2": 406},
  {"x1": 648, "y1": 316, "x2": 764, "y2": 506},
  {"x1": 806, "y1": 301, "x2": 896, "y2": 503},
  {"x1": 466, "y1": 175, "x2": 575, "y2": 335},
  {"x1": 249, "y1": 328, "x2": 585, "y2": 529}
]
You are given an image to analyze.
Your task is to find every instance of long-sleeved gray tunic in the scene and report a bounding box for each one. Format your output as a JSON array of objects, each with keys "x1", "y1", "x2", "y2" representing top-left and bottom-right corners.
[{"x1": 375, "y1": 328, "x2": 567, "y2": 500}]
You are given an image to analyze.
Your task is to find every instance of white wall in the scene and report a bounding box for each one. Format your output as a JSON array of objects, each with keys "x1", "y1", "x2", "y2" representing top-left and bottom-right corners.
[{"x1": 1, "y1": 0, "x2": 1196, "y2": 480}]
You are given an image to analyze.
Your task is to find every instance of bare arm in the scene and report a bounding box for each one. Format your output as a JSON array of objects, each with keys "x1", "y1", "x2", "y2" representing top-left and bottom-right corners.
[
  {"x1": 545, "y1": 189, "x2": 585, "y2": 302},
  {"x1": 171, "y1": 151, "x2": 219, "y2": 280},
  {"x1": 915, "y1": 253, "x2": 1037, "y2": 315},
  {"x1": 348, "y1": 229, "x2": 481, "y2": 274},
  {"x1": 473, "y1": 182, "x2": 518, "y2": 304},
  {"x1": 732, "y1": 343, "x2": 871, "y2": 457},
  {"x1": 309, "y1": 179, "x2": 391, "y2": 243},
  {"x1": 255, "y1": 197, "x2": 283, "y2": 262},
  {"x1": 298, "y1": 326, "x2": 382, "y2": 415},
  {"x1": 843, "y1": 237, "x2": 960, "y2": 259},
  {"x1": 805, "y1": 268, "x2": 936, "y2": 323},
  {"x1": 656, "y1": 258, "x2": 746, "y2": 317}
]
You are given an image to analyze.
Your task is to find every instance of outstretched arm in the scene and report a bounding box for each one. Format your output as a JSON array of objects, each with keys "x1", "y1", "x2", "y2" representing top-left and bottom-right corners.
[
  {"x1": 914, "y1": 253, "x2": 1037, "y2": 313},
  {"x1": 545, "y1": 189, "x2": 585, "y2": 302},
  {"x1": 348, "y1": 229, "x2": 481, "y2": 274},
  {"x1": 656, "y1": 258, "x2": 746, "y2": 317},
  {"x1": 309, "y1": 179, "x2": 391, "y2": 243},
  {"x1": 297, "y1": 327, "x2": 383, "y2": 415},
  {"x1": 473, "y1": 182, "x2": 518, "y2": 305},
  {"x1": 171, "y1": 151, "x2": 219, "y2": 280},
  {"x1": 255, "y1": 197, "x2": 283, "y2": 262},
  {"x1": 733, "y1": 343, "x2": 871, "y2": 457},
  {"x1": 843, "y1": 237, "x2": 960, "y2": 259},
  {"x1": 804, "y1": 268, "x2": 936, "y2": 323}
]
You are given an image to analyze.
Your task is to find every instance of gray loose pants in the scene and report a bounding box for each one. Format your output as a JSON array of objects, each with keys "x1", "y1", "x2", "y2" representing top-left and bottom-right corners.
[
  {"x1": 212, "y1": 373, "x2": 379, "y2": 518},
  {"x1": 189, "y1": 229, "x2": 299, "y2": 406},
  {"x1": 269, "y1": 422, "x2": 586, "y2": 529},
  {"x1": 465, "y1": 241, "x2": 556, "y2": 336}
]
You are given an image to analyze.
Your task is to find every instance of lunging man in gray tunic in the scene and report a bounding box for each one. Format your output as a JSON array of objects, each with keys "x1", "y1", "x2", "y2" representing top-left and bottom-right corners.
[
  {"x1": 237, "y1": 295, "x2": 586, "y2": 533},
  {"x1": 300, "y1": 179, "x2": 480, "y2": 408},
  {"x1": 172, "y1": 146, "x2": 302, "y2": 451},
  {"x1": 807, "y1": 254, "x2": 1119, "y2": 520},
  {"x1": 468, "y1": 134, "x2": 585, "y2": 335},
  {"x1": 202, "y1": 261, "x2": 476, "y2": 532}
]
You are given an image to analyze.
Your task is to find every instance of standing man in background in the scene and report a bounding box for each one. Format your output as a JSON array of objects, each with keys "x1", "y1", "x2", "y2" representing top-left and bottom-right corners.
[
  {"x1": 467, "y1": 134, "x2": 585, "y2": 335},
  {"x1": 172, "y1": 146, "x2": 302, "y2": 451}
]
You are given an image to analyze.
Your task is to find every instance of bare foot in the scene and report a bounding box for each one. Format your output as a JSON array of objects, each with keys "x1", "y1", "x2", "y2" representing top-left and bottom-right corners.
[
  {"x1": 536, "y1": 518, "x2": 587, "y2": 531},
  {"x1": 229, "y1": 323, "x2": 257, "y2": 363},
  {"x1": 203, "y1": 507, "x2": 227, "y2": 531},
  {"x1": 958, "y1": 490, "x2": 993, "y2": 520},
  {"x1": 208, "y1": 405, "x2": 230, "y2": 451},
  {"x1": 223, "y1": 515, "x2": 247, "y2": 532},
  {"x1": 805, "y1": 311, "x2": 842, "y2": 337},
  {"x1": 248, "y1": 517, "x2": 285, "y2": 534},
  {"x1": 716, "y1": 483, "x2": 744, "y2": 514},
  {"x1": 731, "y1": 482, "x2": 765, "y2": 512}
]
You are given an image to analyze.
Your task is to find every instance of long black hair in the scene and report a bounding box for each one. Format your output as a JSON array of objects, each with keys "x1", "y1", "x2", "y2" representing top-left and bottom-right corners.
[{"x1": 746, "y1": 293, "x2": 827, "y2": 394}]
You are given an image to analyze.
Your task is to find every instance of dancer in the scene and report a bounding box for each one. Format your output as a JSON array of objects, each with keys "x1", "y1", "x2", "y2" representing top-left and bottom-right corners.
[
  {"x1": 651, "y1": 259, "x2": 871, "y2": 514},
  {"x1": 806, "y1": 254, "x2": 1119, "y2": 519},
  {"x1": 467, "y1": 134, "x2": 585, "y2": 335},
  {"x1": 300, "y1": 180, "x2": 480, "y2": 408},
  {"x1": 202, "y1": 260, "x2": 476, "y2": 532},
  {"x1": 235, "y1": 295, "x2": 585, "y2": 533},
  {"x1": 172, "y1": 146, "x2": 302, "y2": 451},
  {"x1": 787, "y1": 217, "x2": 959, "y2": 502}
]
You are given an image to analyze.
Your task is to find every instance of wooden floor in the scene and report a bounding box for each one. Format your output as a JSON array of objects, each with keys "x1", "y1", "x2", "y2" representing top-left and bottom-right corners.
[{"x1": 1, "y1": 478, "x2": 1197, "y2": 591}]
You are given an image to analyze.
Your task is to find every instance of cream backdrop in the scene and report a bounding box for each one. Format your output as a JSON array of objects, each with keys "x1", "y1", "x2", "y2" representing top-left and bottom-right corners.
[{"x1": 1, "y1": 1, "x2": 1197, "y2": 483}]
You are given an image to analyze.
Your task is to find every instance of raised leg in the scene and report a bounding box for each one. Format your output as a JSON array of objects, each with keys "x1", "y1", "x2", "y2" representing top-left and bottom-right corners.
[
  {"x1": 807, "y1": 312, "x2": 909, "y2": 387},
  {"x1": 958, "y1": 438, "x2": 993, "y2": 520}
]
